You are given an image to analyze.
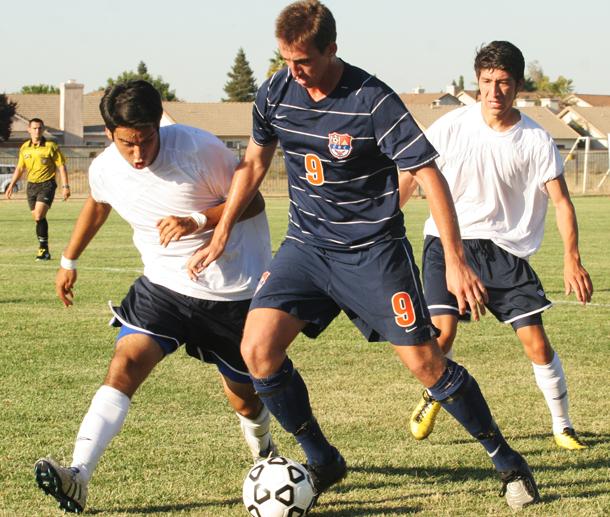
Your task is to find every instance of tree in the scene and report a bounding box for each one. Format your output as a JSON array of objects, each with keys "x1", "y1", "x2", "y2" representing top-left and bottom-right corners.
[
  {"x1": 223, "y1": 48, "x2": 258, "y2": 102},
  {"x1": 267, "y1": 49, "x2": 286, "y2": 78},
  {"x1": 20, "y1": 84, "x2": 59, "y2": 94},
  {"x1": 105, "y1": 61, "x2": 179, "y2": 101},
  {"x1": 524, "y1": 61, "x2": 574, "y2": 97},
  {"x1": 0, "y1": 93, "x2": 17, "y2": 141},
  {"x1": 451, "y1": 75, "x2": 465, "y2": 91}
]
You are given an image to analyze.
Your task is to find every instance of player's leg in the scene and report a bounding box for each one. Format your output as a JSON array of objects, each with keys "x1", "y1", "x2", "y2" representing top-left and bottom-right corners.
[
  {"x1": 515, "y1": 322, "x2": 586, "y2": 450},
  {"x1": 410, "y1": 314, "x2": 457, "y2": 439},
  {"x1": 220, "y1": 374, "x2": 279, "y2": 461},
  {"x1": 243, "y1": 241, "x2": 346, "y2": 495},
  {"x1": 30, "y1": 180, "x2": 55, "y2": 260},
  {"x1": 394, "y1": 342, "x2": 540, "y2": 509},
  {"x1": 35, "y1": 330, "x2": 164, "y2": 513}
]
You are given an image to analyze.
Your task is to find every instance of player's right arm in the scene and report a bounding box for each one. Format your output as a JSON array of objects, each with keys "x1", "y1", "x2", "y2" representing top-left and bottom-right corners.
[
  {"x1": 186, "y1": 138, "x2": 277, "y2": 279},
  {"x1": 56, "y1": 195, "x2": 112, "y2": 306}
]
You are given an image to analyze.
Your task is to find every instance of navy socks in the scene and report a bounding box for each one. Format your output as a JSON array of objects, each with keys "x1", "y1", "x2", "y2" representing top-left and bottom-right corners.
[
  {"x1": 251, "y1": 357, "x2": 335, "y2": 466},
  {"x1": 428, "y1": 360, "x2": 522, "y2": 472}
]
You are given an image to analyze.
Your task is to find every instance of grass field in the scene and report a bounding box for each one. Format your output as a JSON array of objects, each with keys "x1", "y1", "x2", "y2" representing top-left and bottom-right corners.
[{"x1": 1, "y1": 196, "x2": 609, "y2": 517}]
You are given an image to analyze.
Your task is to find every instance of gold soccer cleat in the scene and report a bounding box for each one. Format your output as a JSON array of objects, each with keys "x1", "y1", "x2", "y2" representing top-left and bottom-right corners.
[
  {"x1": 554, "y1": 427, "x2": 587, "y2": 450},
  {"x1": 410, "y1": 390, "x2": 441, "y2": 440}
]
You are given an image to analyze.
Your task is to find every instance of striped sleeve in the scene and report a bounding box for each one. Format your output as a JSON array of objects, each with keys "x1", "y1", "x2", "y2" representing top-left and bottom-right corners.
[
  {"x1": 251, "y1": 79, "x2": 277, "y2": 146},
  {"x1": 371, "y1": 90, "x2": 438, "y2": 171}
]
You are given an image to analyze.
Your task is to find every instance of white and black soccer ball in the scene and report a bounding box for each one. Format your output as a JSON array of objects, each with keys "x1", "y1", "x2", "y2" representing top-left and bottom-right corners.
[{"x1": 243, "y1": 456, "x2": 316, "y2": 517}]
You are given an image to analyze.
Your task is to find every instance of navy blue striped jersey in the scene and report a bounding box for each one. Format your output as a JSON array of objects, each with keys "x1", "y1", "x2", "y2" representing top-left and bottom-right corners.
[{"x1": 252, "y1": 61, "x2": 438, "y2": 250}]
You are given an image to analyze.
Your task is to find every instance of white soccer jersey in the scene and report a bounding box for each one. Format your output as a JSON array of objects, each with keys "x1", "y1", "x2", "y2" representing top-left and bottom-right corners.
[
  {"x1": 89, "y1": 124, "x2": 272, "y2": 301},
  {"x1": 423, "y1": 103, "x2": 563, "y2": 258}
]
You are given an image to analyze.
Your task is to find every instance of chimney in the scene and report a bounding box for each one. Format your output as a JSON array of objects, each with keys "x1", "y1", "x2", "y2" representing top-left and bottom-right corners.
[
  {"x1": 60, "y1": 80, "x2": 84, "y2": 146},
  {"x1": 412, "y1": 86, "x2": 425, "y2": 94},
  {"x1": 446, "y1": 84, "x2": 457, "y2": 96}
]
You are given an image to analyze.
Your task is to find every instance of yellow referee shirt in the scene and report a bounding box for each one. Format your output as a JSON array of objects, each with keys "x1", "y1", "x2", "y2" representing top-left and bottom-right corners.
[{"x1": 17, "y1": 138, "x2": 66, "y2": 184}]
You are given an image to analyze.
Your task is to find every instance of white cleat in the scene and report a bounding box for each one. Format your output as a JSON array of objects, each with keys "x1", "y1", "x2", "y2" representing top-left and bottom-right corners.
[{"x1": 35, "y1": 457, "x2": 88, "y2": 513}]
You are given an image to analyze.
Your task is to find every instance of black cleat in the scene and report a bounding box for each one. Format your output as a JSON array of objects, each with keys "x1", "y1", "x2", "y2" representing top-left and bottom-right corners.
[
  {"x1": 305, "y1": 448, "x2": 347, "y2": 496},
  {"x1": 36, "y1": 248, "x2": 51, "y2": 261}
]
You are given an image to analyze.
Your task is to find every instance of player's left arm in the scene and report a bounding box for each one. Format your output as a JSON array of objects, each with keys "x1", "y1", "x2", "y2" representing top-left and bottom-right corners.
[
  {"x1": 57, "y1": 164, "x2": 70, "y2": 201},
  {"x1": 156, "y1": 192, "x2": 266, "y2": 247},
  {"x1": 411, "y1": 162, "x2": 488, "y2": 320},
  {"x1": 546, "y1": 175, "x2": 593, "y2": 303},
  {"x1": 398, "y1": 171, "x2": 420, "y2": 208}
]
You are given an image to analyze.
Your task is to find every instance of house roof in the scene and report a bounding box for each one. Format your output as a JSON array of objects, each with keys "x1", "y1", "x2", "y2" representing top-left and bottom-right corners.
[
  {"x1": 518, "y1": 107, "x2": 580, "y2": 139},
  {"x1": 559, "y1": 106, "x2": 610, "y2": 135},
  {"x1": 407, "y1": 105, "x2": 460, "y2": 130},
  {"x1": 162, "y1": 101, "x2": 252, "y2": 137},
  {"x1": 565, "y1": 94, "x2": 610, "y2": 107},
  {"x1": 399, "y1": 92, "x2": 460, "y2": 106}
]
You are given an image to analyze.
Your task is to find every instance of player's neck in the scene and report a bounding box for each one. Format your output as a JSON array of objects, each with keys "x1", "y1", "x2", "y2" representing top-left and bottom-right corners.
[
  {"x1": 481, "y1": 106, "x2": 521, "y2": 132},
  {"x1": 305, "y1": 59, "x2": 344, "y2": 102}
]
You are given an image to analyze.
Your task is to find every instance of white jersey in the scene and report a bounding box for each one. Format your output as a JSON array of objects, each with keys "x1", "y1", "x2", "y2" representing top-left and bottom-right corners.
[
  {"x1": 89, "y1": 124, "x2": 272, "y2": 301},
  {"x1": 423, "y1": 103, "x2": 563, "y2": 258}
]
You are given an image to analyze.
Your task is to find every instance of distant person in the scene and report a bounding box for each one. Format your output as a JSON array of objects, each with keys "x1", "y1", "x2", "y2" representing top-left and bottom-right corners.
[
  {"x1": 34, "y1": 80, "x2": 277, "y2": 514},
  {"x1": 189, "y1": 2, "x2": 539, "y2": 510},
  {"x1": 405, "y1": 41, "x2": 593, "y2": 452},
  {"x1": 4, "y1": 118, "x2": 70, "y2": 260}
]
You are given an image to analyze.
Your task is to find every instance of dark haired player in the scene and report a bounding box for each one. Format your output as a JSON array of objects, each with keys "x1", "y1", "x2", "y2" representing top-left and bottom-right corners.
[
  {"x1": 407, "y1": 41, "x2": 592, "y2": 452},
  {"x1": 33, "y1": 80, "x2": 277, "y2": 513},
  {"x1": 190, "y1": 1, "x2": 539, "y2": 510}
]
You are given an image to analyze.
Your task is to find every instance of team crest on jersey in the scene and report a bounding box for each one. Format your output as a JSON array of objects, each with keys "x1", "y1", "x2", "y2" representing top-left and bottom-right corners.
[
  {"x1": 328, "y1": 132, "x2": 353, "y2": 159},
  {"x1": 255, "y1": 271, "x2": 271, "y2": 295}
]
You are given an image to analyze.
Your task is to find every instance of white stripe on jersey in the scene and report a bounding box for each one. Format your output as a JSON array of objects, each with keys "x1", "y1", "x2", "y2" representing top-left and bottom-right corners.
[
  {"x1": 273, "y1": 102, "x2": 371, "y2": 117},
  {"x1": 392, "y1": 133, "x2": 424, "y2": 161},
  {"x1": 397, "y1": 154, "x2": 439, "y2": 171},
  {"x1": 290, "y1": 184, "x2": 397, "y2": 205},
  {"x1": 378, "y1": 112, "x2": 412, "y2": 144},
  {"x1": 371, "y1": 92, "x2": 394, "y2": 114},
  {"x1": 291, "y1": 202, "x2": 400, "y2": 225},
  {"x1": 355, "y1": 75, "x2": 374, "y2": 96},
  {"x1": 271, "y1": 123, "x2": 329, "y2": 140},
  {"x1": 295, "y1": 164, "x2": 395, "y2": 184}
]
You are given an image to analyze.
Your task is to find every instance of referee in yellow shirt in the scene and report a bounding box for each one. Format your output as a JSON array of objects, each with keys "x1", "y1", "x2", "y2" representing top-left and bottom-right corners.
[{"x1": 5, "y1": 118, "x2": 70, "y2": 260}]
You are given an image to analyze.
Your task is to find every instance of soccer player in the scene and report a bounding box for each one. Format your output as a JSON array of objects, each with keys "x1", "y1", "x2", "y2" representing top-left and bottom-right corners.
[
  {"x1": 407, "y1": 41, "x2": 593, "y2": 451},
  {"x1": 188, "y1": 1, "x2": 539, "y2": 510},
  {"x1": 34, "y1": 80, "x2": 278, "y2": 513},
  {"x1": 4, "y1": 118, "x2": 70, "y2": 260}
]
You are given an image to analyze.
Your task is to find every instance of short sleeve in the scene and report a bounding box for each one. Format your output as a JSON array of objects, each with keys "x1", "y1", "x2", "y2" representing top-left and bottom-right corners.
[
  {"x1": 251, "y1": 80, "x2": 277, "y2": 146},
  {"x1": 371, "y1": 90, "x2": 438, "y2": 171},
  {"x1": 198, "y1": 137, "x2": 239, "y2": 200},
  {"x1": 51, "y1": 144, "x2": 66, "y2": 167},
  {"x1": 17, "y1": 148, "x2": 25, "y2": 169},
  {"x1": 539, "y1": 139, "x2": 563, "y2": 190}
]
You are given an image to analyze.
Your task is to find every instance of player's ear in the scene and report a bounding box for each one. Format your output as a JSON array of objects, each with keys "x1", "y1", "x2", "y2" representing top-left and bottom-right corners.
[
  {"x1": 104, "y1": 128, "x2": 113, "y2": 141},
  {"x1": 326, "y1": 41, "x2": 337, "y2": 58}
]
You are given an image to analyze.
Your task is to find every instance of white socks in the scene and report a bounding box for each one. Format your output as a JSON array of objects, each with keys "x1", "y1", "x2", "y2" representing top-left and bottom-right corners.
[
  {"x1": 236, "y1": 405, "x2": 276, "y2": 460},
  {"x1": 71, "y1": 385, "x2": 130, "y2": 482},
  {"x1": 532, "y1": 353, "x2": 572, "y2": 434}
]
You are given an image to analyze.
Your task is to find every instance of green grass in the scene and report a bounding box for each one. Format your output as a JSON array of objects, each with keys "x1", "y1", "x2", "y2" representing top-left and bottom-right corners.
[{"x1": 1, "y1": 196, "x2": 609, "y2": 516}]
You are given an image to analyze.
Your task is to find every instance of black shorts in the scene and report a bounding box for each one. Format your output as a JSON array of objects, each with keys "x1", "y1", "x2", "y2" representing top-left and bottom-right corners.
[
  {"x1": 250, "y1": 238, "x2": 438, "y2": 345},
  {"x1": 110, "y1": 276, "x2": 252, "y2": 383},
  {"x1": 423, "y1": 236, "x2": 552, "y2": 330},
  {"x1": 27, "y1": 179, "x2": 57, "y2": 210}
]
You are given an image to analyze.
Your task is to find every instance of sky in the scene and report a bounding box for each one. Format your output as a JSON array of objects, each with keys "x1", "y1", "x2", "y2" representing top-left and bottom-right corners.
[{"x1": 2, "y1": 0, "x2": 609, "y2": 102}]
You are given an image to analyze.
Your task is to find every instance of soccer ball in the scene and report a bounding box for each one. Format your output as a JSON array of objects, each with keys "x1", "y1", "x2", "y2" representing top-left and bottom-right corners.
[{"x1": 243, "y1": 456, "x2": 316, "y2": 517}]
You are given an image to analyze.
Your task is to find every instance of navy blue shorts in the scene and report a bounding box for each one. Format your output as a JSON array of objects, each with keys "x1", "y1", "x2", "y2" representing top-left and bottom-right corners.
[
  {"x1": 110, "y1": 276, "x2": 252, "y2": 383},
  {"x1": 250, "y1": 238, "x2": 438, "y2": 345},
  {"x1": 423, "y1": 236, "x2": 552, "y2": 329}
]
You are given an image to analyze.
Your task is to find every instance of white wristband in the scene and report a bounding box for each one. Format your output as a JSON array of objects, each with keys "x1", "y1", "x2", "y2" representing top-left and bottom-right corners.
[
  {"x1": 189, "y1": 211, "x2": 208, "y2": 230},
  {"x1": 60, "y1": 255, "x2": 78, "y2": 270}
]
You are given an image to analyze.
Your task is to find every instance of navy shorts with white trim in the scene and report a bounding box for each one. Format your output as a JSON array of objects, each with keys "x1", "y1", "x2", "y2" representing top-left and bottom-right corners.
[
  {"x1": 250, "y1": 238, "x2": 438, "y2": 345},
  {"x1": 422, "y1": 236, "x2": 552, "y2": 329},
  {"x1": 110, "y1": 276, "x2": 252, "y2": 383}
]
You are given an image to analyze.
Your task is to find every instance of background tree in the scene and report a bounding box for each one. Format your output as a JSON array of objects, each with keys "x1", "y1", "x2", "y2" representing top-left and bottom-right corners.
[
  {"x1": 451, "y1": 75, "x2": 465, "y2": 92},
  {"x1": 20, "y1": 84, "x2": 59, "y2": 94},
  {"x1": 223, "y1": 48, "x2": 258, "y2": 102},
  {"x1": 524, "y1": 61, "x2": 574, "y2": 96},
  {"x1": 0, "y1": 94, "x2": 17, "y2": 141},
  {"x1": 104, "y1": 61, "x2": 179, "y2": 101},
  {"x1": 267, "y1": 49, "x2": 286, "y2": 78}
]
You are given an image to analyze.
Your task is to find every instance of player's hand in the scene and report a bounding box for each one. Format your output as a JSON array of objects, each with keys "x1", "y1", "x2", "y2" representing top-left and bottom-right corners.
[
  {"x1": 4, "y1": 184, "x2": 14, "y2": 200},
  {"x1": 564, "y1": 256, "x2": 593, "y2": 304},
  {"x1": 62, "y1": 187, "x2": 71, "y2": 201},
  {"x1": 445, "y1": 259, "x2": 488, "y2": 321},
  {"x1": 56, "y1": 268, "x2": 78, "y2": 307},
  {"x1": 157, "y1": 215, "x2": 198, "y2": 247},
  {"x1": 186, "y1": 228, "x2": 229, "y2": 280}
]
